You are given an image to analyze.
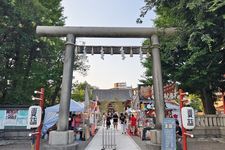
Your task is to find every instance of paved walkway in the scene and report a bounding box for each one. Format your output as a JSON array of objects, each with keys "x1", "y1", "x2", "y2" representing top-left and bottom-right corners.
[{"x1": 85, "y1": 123, "x2": 141, "y2": 150}]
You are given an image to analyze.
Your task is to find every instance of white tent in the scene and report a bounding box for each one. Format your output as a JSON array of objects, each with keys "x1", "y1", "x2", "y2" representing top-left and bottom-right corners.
[
  {"x1": 45, "y1": 100, "x2": 84, "y2": 113},
  {"x1": 42, "y1": 99, "x2": 84, "y2": 135}
]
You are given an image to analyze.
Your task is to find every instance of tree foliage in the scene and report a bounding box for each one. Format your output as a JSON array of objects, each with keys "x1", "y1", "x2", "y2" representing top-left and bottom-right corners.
[
  {"x1": 71, "y1": 82, "x2": 94, "y2": 102},
  {"x1": 188, "y1": 94, "x2": 204, "y2": 112},
  {"x1": 140, "y1": 0, "x2": 225, "y2": 114},
  {"x1": 0, "y1": 0, "x2": 89, "y2": 105}
]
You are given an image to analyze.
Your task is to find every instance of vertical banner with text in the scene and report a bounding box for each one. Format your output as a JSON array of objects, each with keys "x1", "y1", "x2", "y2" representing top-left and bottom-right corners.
[{"x1": 162, "y1": 118, "x2": 176, "y2": 150}]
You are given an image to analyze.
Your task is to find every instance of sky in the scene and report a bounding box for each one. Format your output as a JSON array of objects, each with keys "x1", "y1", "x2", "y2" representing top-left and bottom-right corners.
[{"x1": 61, "y1": 0, "x2": 156, "y2": 89}]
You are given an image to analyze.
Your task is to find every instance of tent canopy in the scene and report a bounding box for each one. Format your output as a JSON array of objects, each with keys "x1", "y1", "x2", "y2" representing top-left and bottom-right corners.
[
  {"x1": 42, "y1": 99, "x2": 84, "y2": 135},
  {"x1": 45, "y1": 99, "x2": 84, "y2": 113}
]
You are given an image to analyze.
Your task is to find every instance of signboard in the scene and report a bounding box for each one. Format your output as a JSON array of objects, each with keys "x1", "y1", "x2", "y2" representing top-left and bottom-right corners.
[
  {"x1": 0, "y1": 110, "x2": 5, "y2": 129},
  {"x1": 163, "y1": 83, "x2": 177, "y2": 100},
  {"x1": 138, "y1": 83, "x2": 177, "y2": 101},
  {"x1": 17, "y1": 110, "x2": 28, "y2": 126},
  {"x1": 181, "y1": 107, "x2": 195, "y2": 129},
  {"x1": 162, "y1": 118, "x2": 176, "y2": 150},
  {"x1": 27, "y1": 106, "x2": 42, "y2": 129},
  {"x1": 138, "y1": 84, "x2": 152, "y2": 101},
  {"x1": 5, "y1": 109, "x2": 18, "y2": 125},
  {"x1": 0, "y1": 108, "x2": 29, "y2": 129}
]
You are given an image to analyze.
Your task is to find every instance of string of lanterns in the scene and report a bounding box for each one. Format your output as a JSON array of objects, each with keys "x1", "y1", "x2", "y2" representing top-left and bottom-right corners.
[
  {"x1": 120, "y1": 47, "x2": 125, "y2": 60},
  {"x1": 74, "y1": 45, "x2": 151, "y2": 60},
  {"x1": 100, "y1": 47, "x2": 104, "y2": 60}
]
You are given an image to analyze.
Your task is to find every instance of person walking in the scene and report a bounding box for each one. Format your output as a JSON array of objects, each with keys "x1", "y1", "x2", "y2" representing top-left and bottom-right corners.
[
  {"x1": 125, "y1": 112, "x2": 129, "y2": 132},
  {"x1": 130, "y1": 114, "x2": 137, "y2": 135},
  {"x1": 120, "y1": 113, "x2": 127, "y2": 134},
  {"x1": 113, "y1": 112, "x2": 119, "y2": 130},
  {"x1": 106, "y1": 113, "x2": 111, "y2": 129},
  {"x1": 102, "y1": 113, "x2": 106, "y2": 127}
]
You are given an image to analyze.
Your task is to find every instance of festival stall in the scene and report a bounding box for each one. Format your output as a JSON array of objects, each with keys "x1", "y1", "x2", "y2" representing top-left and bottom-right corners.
[
  {"x1": 42, "y1": 100, "x2": 84, "y2": 137},
  {"x1": 135, "y1": 84, "x2": 180, "y2": 140}
]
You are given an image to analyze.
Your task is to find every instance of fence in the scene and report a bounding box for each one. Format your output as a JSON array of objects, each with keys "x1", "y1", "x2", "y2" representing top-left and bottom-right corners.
[
  {"x1": 195, "y1": 115, "x2": 225, "y2": 127},
  {"x1": 101, "y1": 128, "x2": 116, "y2": 150}
]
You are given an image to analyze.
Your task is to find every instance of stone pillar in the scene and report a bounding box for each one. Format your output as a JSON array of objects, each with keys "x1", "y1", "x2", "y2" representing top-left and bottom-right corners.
[
  {"x1": 151, "y1": 34, "x2": 165, "y2": 128},
  {"x1": 44, "y1": 34, "x2": 78, "y2": 150},
  {"x1": 57, "y1": 34, "x2": 75, "y2": 131}
]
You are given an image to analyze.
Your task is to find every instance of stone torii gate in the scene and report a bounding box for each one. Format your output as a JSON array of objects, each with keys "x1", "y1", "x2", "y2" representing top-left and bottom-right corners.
[{"x1": 36, "y1": 26, "x2": 175, "y2": 149}]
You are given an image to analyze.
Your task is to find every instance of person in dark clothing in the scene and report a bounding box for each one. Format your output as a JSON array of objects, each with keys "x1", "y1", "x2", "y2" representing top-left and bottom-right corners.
[
  {"x1": 176, "y1": 120, "x2": 182, "y2": 150},
  {"x1": 106, "y1": 113, "x2": 111, "y2": 129},
  {"x1": 113, "y1": 112, "x2": 119, "y2": 130},
  {"x1": 68, "y1": 113, "x2": 73, "y2": 130},
  {"x1": 176, "y1": 120, "x2": 182, "y2": 137},
  {"x1": 119, "y1": 113, "x2": 127, "y2": 134}
]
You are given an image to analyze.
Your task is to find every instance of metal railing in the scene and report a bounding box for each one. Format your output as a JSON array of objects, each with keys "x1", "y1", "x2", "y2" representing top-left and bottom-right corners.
[
  {"x1": 195, "y1": 115, "x2": 225, "y2": 127},
  {"x1": 101, "y1": 127, "x2": 116, "y2": 150}
]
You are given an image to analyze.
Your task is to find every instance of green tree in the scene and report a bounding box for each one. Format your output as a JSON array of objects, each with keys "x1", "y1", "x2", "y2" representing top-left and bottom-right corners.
[
  {"x1": 71, "y1": 82, "x2": 94, "y2": 102},
  {"x1": 0, "y1": 0, "x2": 89, "y2": 105},
  {"x1": 189, "y1": 94, "x2": 204, "y2": 112},
  {"x1": 139, "y1": 0, "x2": 225, "y2": 114}
]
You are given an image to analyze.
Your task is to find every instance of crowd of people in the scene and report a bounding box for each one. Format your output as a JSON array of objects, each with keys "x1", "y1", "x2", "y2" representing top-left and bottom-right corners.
[
  {"x1": 101, "y1": 110, "x2": 183, "y2": 149},
  {"x1": 102, "y1": 111, "x2": 137, "y2": 135}
]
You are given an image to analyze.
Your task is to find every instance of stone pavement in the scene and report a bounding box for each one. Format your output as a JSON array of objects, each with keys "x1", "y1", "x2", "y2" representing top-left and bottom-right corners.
[
  {"x1": 85, "y1": 124, "x2": 141, "y2": 150},
  {"x1": 2, "y1": 127, "x2": 225, "y2": 150},
  {"x1": 0, "y1": 136, "x2": 91, "y2": 150},
  {"x1": 186, "y1": 137, "x2": 225, "y2": 150},
  {"x1": 0, "y1": 139, "x2": 37, "y2": 150}
]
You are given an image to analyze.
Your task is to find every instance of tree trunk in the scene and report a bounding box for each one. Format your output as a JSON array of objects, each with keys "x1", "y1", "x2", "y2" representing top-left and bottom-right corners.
[{"x1": 201, "y1": 88, "x2": 216, "y2": 114}]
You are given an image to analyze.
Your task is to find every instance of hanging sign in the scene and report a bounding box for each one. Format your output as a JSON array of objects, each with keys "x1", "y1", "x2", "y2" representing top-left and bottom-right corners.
[
  {"x1": 181, "y1": 107, "x2": 195, "y2": 129},
  {"x1": 27, "y1": 106, "x2": 42, "y2": 129}
]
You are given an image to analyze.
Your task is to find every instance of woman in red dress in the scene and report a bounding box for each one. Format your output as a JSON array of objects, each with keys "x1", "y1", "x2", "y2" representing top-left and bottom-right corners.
[{"x1": 130, "y1": 114, "x2": 137, "y2": 135}]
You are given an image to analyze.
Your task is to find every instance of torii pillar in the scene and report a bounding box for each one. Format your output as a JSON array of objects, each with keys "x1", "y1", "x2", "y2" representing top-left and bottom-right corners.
[
  {"x1": 36, "y1": 26, "x2": 175, "y2": 149},
  {"x1": 151, "y1": 34, "x2": 165, "y2": 129}
]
